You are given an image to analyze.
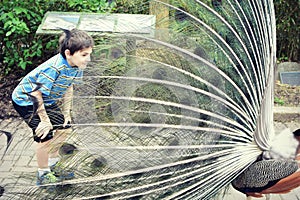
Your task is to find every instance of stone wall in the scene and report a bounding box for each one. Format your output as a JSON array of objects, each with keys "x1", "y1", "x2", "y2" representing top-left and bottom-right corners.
[{"x1": 273, "y1": 62, "x2": 300, "y2": 122}]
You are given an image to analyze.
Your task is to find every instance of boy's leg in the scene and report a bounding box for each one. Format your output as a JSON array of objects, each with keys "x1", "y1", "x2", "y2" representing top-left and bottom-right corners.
[
  {"x1": 13, "y1": 101, "x2": 73, "y2": 182},
  {"x1": 12, "y1": 101, "x2": 51, "y2": 168},
  {"x1": 48, "y1": 127, "x2": 72, "y2": 158},
  {"x1": 36, "y1": 139, "x2": 52, "y2": 168},
  {"x1": 44, "y1": 105, "x2": 75, "y2": 179},
  {"x1": 45, "y1": 104, "x2": 69, "y2": 160},
  {"x1": 48, "y1": 128, "x2": 75, "y2": 180}
]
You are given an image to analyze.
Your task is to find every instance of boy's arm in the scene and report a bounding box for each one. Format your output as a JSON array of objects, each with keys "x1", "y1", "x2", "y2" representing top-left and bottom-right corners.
[
  {"x1": 62, "y1": 85, "x2": 73, "y2": 126},
  {"x1": 30, "y1": 90, "x2": 53, "y2": 139}
]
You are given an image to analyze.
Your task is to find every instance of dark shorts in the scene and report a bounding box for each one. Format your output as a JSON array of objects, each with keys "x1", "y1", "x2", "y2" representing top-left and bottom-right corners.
[{"x1": 12, "y1": 100, "x2": 70, "y2": 143}]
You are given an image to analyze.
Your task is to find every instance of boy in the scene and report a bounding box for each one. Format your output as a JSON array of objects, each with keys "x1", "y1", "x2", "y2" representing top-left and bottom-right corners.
[{"x1": 12, "y1": 28, "x2": 94, "y2": 185}]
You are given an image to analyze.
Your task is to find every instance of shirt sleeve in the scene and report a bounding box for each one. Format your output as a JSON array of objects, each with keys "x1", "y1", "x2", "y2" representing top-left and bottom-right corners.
[{"x1": 36, "y1": 66, "x2": 60, "y2": 96}]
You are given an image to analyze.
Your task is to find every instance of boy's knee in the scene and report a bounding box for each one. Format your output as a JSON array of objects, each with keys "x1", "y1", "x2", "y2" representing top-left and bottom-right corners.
[{"x1": 36, "y1": 140, "x2": 51, "y2": 149}]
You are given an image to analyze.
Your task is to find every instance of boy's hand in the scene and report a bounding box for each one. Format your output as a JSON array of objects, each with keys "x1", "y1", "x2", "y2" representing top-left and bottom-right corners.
[{"x1": 36, "y1": 121, "x2": 53, "y2": 139}]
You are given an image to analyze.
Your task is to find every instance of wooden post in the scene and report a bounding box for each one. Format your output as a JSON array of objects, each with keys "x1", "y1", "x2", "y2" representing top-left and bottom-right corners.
[{"x1": 150, "y1": 0, "x2": 170, "y2": 41}]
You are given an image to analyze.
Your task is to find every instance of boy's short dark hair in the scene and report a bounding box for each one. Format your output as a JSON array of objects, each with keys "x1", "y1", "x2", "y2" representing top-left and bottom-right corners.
[
  {"x1": 293, "y1": 129, "x2": 300, "y2": 136},
  {"x1": 59, "y1": 28, "x2": 94, "y2": 59}
]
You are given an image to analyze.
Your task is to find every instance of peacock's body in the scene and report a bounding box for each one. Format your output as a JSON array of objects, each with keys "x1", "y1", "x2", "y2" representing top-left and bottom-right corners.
[{"x1": 2, "y1": 0, "x2": 299, "y2": 199}]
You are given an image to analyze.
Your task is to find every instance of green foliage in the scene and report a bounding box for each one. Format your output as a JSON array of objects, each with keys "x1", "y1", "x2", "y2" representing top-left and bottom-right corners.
[
  {"x1": 0, "y1": 1, "x2": 44, "y2": 74},
  {"x1": 274, "y1": 96, "x2": 285, "y2": 106},
  {"x1": 67, "y1": 0, "x2": 116, "y2": 12},
  {"x1": 274, "y1": 0, "x2": 300, "y2": 62},
  {"x1": 114, "y1": 0, "x2": 149, "y2": 14},
  {"x1": 1, "y1": 0, "x2": 299, "y2": 76},
  {"x1": 0, "y1": 0, "x2": 116, "y2": 76}
]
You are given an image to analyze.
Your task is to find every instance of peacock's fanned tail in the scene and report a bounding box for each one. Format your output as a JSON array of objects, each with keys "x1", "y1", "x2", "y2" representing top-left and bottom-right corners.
[{"x1": 3, "y1": 1, "x2": 284, "y2": 200}]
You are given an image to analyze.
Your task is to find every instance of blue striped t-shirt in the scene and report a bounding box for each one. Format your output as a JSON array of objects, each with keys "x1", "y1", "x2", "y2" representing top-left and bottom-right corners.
[{"x1": 12, "y1": 53, "x2": 83, "y2": 106}]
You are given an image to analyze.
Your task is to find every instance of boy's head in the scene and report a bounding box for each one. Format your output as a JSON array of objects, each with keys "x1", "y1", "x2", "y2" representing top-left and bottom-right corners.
[
  {"x1": 59, "y1": 28, "x2": 94, "y2": 58},
  {"x1": 59, "y1": 28, "x2": 94, "y2": 69}
]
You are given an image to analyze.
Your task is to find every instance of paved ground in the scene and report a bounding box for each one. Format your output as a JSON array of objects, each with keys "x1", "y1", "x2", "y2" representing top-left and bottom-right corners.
[{"x1": 0, "y1": 117, "x2": 299, "y2": 200}]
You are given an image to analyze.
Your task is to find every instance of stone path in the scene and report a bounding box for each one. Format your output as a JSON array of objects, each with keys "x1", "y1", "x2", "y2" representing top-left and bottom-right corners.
[
  {"x1": 0, "y1": 118, "x2": 299, "y2": 199},
  {"x1": 0, "y1": 119, "x2": 36, "y2": 184}
]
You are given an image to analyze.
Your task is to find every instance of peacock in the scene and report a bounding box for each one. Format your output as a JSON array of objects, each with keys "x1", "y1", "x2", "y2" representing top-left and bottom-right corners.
[{"x1": 1, "y1": 0, "x2": 300, "y2": 199}]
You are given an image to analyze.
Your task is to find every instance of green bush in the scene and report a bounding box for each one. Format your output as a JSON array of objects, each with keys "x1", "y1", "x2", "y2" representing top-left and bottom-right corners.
[
  {"x1": 274, "y1": 0, "x2": 300, "y2": 62},
  {"x1": 0, "y1": 0, "x2": 299, "y2": 76},
  {"x1": 0, "y1": 1, "x2": 44, "y2": 74},
  {"x1": 0, "y1": 0, "x2": 115, "y2": 76},
  {"x1": 67, "y1": 0, "x2": 116, "y2": 12}
]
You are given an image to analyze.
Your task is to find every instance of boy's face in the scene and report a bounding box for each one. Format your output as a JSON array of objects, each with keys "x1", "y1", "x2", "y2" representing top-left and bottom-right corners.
[{"x1": 66, "y1": 47, "x2": 93, "y2": 69}]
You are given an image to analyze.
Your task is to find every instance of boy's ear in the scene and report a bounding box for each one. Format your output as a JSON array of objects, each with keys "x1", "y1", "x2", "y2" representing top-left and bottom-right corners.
[{"x1": 65, "y1": 49, "x2": 71, "y2": 57}]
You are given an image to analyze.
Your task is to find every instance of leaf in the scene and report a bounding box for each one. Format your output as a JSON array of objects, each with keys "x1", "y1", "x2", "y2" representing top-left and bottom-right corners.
[
  {"x1": 13, "y1": 7, "x2": 26, "y2": 15},
  {"x1": 3, "y1": 21, "x2": 12, "y2": 29},
  {"x1": 5, "y1": 31, "x2": 12, "y2": 37},
  {"x1": 7, "y1": 12, "x2": 14, "y2": 19},
  {"x1": 19, "y1": 59, "x2": 27, "y2": 70},
  {"x1": 11, "y1": 26, "x2": 16, "y2": 33}
]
